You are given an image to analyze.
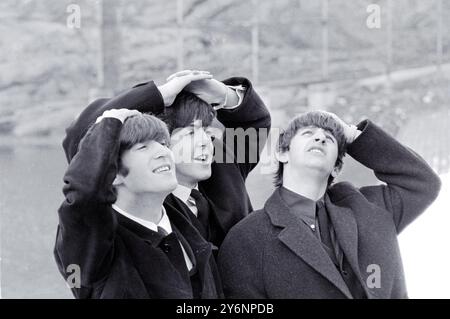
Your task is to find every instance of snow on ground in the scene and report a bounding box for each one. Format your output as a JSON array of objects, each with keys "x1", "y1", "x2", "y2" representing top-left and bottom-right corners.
[{"x1": 399, "y1": 173, "x2": 450, "y2": 299}]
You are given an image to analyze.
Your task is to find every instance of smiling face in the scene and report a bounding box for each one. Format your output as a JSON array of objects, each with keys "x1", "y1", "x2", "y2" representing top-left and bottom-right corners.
[
  {"x1": 118, "y1": 139, "x2": 177, "y2": 194},
  {"x1": 114, "y1": 113, "x2": 177, "y2": 196},
  {"x1": 281, "y1": 126, "x2": 339, "y2": 177},
  {"x1": 159, "y1": 90, "x2": 217, "y2": 188},
  {"x1": 170, "y1": 119, "x2": 215, "y2": 187}
]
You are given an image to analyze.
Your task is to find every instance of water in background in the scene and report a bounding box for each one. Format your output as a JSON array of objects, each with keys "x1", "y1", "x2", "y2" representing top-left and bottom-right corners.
[{"x1": 0, "y1": 145, "x2": 72, "y2": 298}]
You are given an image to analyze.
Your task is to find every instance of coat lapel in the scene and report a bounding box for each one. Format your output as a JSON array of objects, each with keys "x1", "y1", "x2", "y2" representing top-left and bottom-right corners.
[
  {"x1": 165, "y1": 193, "x2": 208, "y2": 238},
  {"x1": 115, "y1": 211, "x2": 165, "y2": 247},
  {"x1": 325, "y1": 193, "x2": 372, "y2": 298},
  {"x1": 265, "y1": 189, "x2": 353, "y2": 298},
  {"x1": 164, "y1": 201, "x2": 215, "y2": 297},
  {"x1": 324, "y1": 195, "x2": 359, "y2": 270}
]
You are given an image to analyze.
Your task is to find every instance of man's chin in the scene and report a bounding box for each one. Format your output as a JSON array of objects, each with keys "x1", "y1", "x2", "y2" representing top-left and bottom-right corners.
[
  {"x1": 197, "y1": 171, "x2": 212, "y2": 182},
  {"x1": 157, "y1": 180, "x2": 178, "y2": 194},
  {"x1": 194, "y1": 166, "x2": 212, "y2": 181},
  {"x1": 300, "y1": 163, "x2": 334, "y2": 176},
  {"x1": 168, "y1": 181, "x2": 179, "y2": 192}
]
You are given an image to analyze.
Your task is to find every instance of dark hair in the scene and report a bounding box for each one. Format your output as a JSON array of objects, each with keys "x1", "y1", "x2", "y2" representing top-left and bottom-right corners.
[
  {"x1": 159, "y1": 91, "x2": 216, "y2": 133},
  {"x1": 118, "y1": 113, "x2": 170, "y2": 176},
  {"x1": 274, "y1": 111, "x2": 347, "y2": 187}
]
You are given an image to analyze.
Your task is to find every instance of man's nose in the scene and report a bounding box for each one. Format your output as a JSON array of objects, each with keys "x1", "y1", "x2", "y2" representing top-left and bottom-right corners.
[
  {"x1": 194, "y1": 128, "x2": 209, "y2": 147},
  {"x1": 313, "y1": 130, "x2": 326, "y2": 143},
  {"x1": 155, "y1": 143, "x2": 173, "y2": 158}
]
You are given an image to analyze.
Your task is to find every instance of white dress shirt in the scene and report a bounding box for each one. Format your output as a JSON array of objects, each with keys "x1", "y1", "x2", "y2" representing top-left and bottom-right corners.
[{"x1": 172, "y1": 184, "x2": 200, "y2": 217}]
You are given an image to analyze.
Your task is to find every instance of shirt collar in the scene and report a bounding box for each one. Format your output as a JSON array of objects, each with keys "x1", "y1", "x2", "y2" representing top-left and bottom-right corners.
[
  {"x1": 112, "y1": 204, "x2": 172, "y2": 235},
  {"x1": 279, "y1": 186, "x2": 323, "y2": 225},
  {"x1": 172, "y1": 184, "x2": 198, "y2": 203}
]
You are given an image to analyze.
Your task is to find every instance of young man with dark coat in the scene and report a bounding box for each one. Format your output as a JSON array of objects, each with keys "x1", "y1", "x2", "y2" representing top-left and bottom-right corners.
[
  {"x1": 62, "y1": 70, "x2": 271, "y2": 248},
  {"x1": 218, "y1": 111, "x2": 441, "y2": 299},
  {"x1": 56, "y1": 109, "x2": 222, "y2": 298}
]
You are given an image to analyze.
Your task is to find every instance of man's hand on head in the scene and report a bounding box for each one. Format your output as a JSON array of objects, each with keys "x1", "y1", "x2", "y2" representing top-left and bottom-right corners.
[
  {"x1": 158, "y1": 70, "x2": 213, "y2": 106},
  {"x1": 322, "y1": 111, "x2": 362, "y2": 144},
  {"x1": 96, "y1": 108, "x2": 141, "y2": 124},
  {"x1": 184, "y1": 77, "x2": 237, "y2": 108}
]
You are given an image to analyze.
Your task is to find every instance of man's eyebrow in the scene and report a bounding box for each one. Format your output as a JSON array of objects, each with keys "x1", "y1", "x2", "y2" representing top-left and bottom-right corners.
[
  {"x1": 299, "y1": 126, "x2": 336, "y2": 137},
  {"x1": 299, "y1": 126, "x2": 315, "y2": 131},
  {"x1": 324, "y1": 130, "x2": 336, "y2": 139},
  {"x1": 130, "y1": 142, "x2": 145, "y2": 149}
]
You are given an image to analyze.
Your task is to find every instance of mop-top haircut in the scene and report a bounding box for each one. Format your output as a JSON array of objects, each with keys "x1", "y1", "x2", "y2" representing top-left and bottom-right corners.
[
  {"x1": 274, "y1": 111, "x2": 348, "y2": 187},
  {"x1": 117, "y1": 113, "x2": 171, "y2": 176},
  {"x1": 159, "y1": 91, "x2": 216, "y2": 133}
]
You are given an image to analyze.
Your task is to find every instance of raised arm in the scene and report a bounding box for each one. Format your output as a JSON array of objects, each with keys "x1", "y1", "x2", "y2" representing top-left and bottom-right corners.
[
  {"x1": 184, "y1": 76, "x2": 271, "y2": 178},
  {"x1": 63, "y1": 82, "x2": 164, "y2": 162},
  {"x1": 217, "y1": 77, "x2": 271, "y2": 177},
  {"x1": 185, "y1": 77, "x2": 270, "y2": 246},
  {"x1": 63, "y1": 71, "x2": 212, "y2": 162},
  {"x1": 55, "y1": 109, "x2": 139, "y2": 294},
  {"x1": 347, "y1": 119, "x2": 441, "y2": 233}
]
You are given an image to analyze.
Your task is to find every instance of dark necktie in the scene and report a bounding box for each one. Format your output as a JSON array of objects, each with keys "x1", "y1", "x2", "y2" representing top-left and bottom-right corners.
[
  {"x1": 189, "y1": 189, "x2": 210, "y2": 236},
  {"x1": 316, "y1": 201, "x2": 340, "y2": 267},
  {"x1": 157, "y1": 226, "x2": 168, "y2": 237}
]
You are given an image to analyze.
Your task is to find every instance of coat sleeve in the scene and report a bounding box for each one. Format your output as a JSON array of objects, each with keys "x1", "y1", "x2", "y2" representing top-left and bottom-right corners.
[
  {"x1": 63, "y1": 81, "x2": 164, "y2": 162},
  {"x1": 55, "y1": 118, "x2": 123, "y2": 292},
  {"x1": 215, "y1": 77, "x2": 271, "y2": 178},
  {"x1": 347, "y1": 120, "x2": 441, "y2": 233},
  {"x1": 198, "y1": 78, "x2": 271, "y2": 245}
]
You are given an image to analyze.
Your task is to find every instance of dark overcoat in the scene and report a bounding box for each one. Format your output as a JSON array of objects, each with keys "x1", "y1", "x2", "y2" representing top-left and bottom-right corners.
[{"x1": 218, "y1": 120, "x2": 441, "y2": 299}]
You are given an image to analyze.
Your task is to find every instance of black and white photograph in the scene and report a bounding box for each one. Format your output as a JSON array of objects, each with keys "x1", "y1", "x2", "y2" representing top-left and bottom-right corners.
[{"x1": 0, "y1": 0, "x2": 449, "y2": 305}]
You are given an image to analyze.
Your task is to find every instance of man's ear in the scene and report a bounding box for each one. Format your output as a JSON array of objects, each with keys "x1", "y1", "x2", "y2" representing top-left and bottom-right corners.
[
  {"x1": 113, "y1": 174, "x2": 124, "y2": 187},
  {"x1": 331, "y1": 165, "x2": 342, "y2": 179},
  {"x1": 275, "y1": 151, "x2": 289, "y2": 164}
]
